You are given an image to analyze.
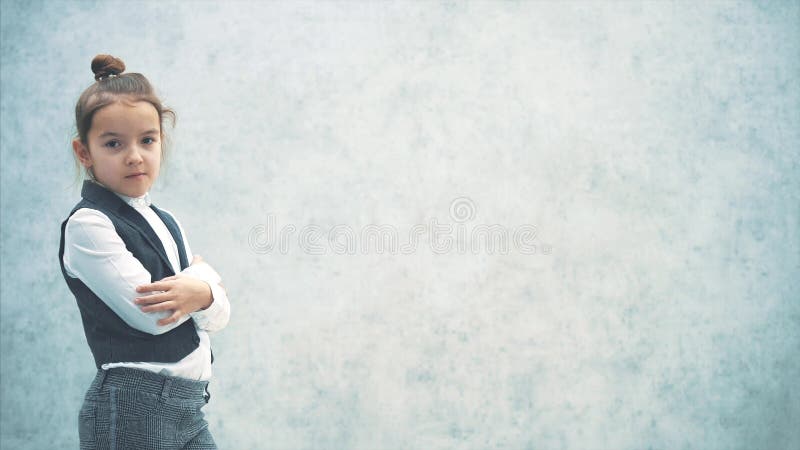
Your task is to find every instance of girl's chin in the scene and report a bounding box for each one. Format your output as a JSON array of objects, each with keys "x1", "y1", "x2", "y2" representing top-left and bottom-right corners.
[
  {"x1": 120, "y1": 184, "x2": 152, "y2": 197},
  {"x1": 95, "y1": 177, "x2": 153, "y2": 197}
]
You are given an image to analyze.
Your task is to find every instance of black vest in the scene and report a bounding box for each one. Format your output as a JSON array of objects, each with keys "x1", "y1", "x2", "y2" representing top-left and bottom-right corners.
[{"x1": 59, "y1": 180, "x2": 202, "y2": 368}]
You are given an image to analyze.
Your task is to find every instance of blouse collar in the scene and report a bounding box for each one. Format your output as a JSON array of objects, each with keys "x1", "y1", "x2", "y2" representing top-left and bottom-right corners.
[{"x1": 115, "y1": 191, "x2": 152, "y2": 208}]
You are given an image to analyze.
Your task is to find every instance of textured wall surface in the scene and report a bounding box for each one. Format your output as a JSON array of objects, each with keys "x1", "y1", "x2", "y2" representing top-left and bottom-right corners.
[{"x1": 1, "y1": 1, "x2": 798, "y2": 449}]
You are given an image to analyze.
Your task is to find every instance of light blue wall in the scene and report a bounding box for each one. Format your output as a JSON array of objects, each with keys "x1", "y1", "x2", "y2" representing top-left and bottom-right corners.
[{"x1": 1, "y1": 1, "x2": 798, "y2": 449}]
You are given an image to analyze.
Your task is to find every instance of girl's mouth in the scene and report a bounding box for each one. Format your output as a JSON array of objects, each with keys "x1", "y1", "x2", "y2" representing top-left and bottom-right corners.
[{"x1": 126, "y1": 173, "x2": 146, "y2": 179}]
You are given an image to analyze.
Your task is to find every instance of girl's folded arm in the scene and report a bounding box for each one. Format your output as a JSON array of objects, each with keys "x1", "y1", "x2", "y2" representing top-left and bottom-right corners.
[
  {"x1": 188, "y1": 279, "x2": 230, "y2": 332},
  {"x1": 165, "y1": 209, "x2": 231, "y2": 332},
  {"x1": 63, "y1": 208, "x2": 191, "y2": 335}
]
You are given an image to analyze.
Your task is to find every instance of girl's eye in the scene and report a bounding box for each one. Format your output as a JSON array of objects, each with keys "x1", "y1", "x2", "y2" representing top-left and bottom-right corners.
[
  {"x1": 104, "y1": 140, "x2": 121, "y2": 149},
  {"x1": 142, "y1": 137, "x2": 157, "y2": 145}
]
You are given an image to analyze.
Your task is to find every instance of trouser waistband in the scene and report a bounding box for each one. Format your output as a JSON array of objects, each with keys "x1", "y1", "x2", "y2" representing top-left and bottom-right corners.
[{"x1": 93, "y1": 367, "x2": 210, "y2": 402}]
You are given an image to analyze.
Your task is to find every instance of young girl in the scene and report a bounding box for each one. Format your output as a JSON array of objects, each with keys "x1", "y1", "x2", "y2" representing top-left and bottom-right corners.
[{"x1": 58, "y1": 54, "x2": 230, "y2": 449}]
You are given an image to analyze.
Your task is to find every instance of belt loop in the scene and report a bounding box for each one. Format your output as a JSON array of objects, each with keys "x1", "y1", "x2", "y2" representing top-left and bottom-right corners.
[
  {"x1": 161, "y1": 378, "x2": 173, "y2": 400},
  {"x1": 204, "y1": 383, "x2": 211, "y2": 403},
  {"x1": 98, "y1": 369, "x2": 108, "y2": 388}
]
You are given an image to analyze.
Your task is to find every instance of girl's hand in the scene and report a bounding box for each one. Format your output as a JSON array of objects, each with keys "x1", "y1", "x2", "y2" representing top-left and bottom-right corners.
[{"x1": 135, "y1": 256, "x2": 213, "y2": 326}]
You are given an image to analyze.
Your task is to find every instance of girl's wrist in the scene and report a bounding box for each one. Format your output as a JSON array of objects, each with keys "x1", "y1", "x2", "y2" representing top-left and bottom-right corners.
[{"x1": 198, "y1": 283, "x2": 213, "y2": 311}]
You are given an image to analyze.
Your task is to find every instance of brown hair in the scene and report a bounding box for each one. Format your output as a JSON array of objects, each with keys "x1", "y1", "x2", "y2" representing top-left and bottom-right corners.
[{"x1": 72, "y1": 54, "x2": 176, "y2": 182}]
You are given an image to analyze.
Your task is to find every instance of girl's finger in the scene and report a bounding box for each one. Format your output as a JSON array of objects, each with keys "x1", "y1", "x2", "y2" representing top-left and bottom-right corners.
[
  {"x1": 157, "y1": 309, "x2": 183, "y2": 326},
  {"x1": 135, "y1": 292, "x2": 174, "y2": 305},
  {"x1": 141, "y1": 301, "x2": 176, "y2": 313},
  {"x1": 136, "y1": 280, "x2": 174, "y2": 293}
]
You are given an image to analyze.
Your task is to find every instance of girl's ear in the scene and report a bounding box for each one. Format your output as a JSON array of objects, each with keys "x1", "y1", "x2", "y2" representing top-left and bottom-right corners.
[{"x1": 72, "y1": 139, "x2": 92, "y2": 168}]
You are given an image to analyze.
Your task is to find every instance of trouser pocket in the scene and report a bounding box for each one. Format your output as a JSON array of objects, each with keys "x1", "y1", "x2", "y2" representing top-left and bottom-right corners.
[
  {"x1": 110, "y1": 387, "x2": 175, "y2": 449},
  {"x1": 110, "y1": 386, "x2": 208, "y2": 449}
]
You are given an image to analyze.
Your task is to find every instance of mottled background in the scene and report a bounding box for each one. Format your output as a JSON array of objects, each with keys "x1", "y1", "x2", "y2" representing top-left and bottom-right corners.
[{"x1": 1, "y1": 1, "x2": 798, "y2": 449}]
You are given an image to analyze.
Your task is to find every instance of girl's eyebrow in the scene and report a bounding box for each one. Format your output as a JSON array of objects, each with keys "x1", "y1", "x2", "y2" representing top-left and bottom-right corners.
[{"x1": 97, "y1": 129, "x2": 159, "y2": 138}]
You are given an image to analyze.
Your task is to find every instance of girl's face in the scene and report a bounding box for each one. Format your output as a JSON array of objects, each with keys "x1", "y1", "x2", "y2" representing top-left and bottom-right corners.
[{"x1": 73, "y1": 100, "x2": 162, "y2": 198}]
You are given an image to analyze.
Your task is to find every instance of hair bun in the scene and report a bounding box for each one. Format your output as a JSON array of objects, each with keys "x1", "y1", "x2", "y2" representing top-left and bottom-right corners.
[{"x1": 91, "y1": 54, "x2": 126, "y2": 81}]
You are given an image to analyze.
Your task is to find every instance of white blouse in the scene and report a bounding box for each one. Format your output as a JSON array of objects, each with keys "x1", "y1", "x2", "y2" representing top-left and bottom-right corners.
[{"x1": 62, "y1": 189, "x2": 230, "y2": 381}]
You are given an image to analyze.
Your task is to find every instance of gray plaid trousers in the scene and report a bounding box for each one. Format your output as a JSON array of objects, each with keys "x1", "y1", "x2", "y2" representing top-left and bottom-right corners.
[{"x1": 79, "y1": 367, "x2": 217, "y2": 449}]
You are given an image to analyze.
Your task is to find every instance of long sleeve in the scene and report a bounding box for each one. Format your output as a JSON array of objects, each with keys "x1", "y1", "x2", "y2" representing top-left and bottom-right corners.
[
  {"x1": 165, "y1": 209, "x2": 231, "y2": 333},
  {"x1": 62, "y1": 208, "x2": 192, "y2": 335},
  {"x1": 182, "y1": 264, "x2": 230, "y2": 333}
]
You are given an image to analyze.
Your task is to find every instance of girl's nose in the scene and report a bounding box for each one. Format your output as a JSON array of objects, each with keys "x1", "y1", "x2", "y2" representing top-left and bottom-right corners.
[{"x1": 126, "y1": 147, "x2": 144, "y2": 165}]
